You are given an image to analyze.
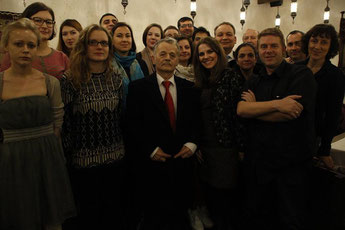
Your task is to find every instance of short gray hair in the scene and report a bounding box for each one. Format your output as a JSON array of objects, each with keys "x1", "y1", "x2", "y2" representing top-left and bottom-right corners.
[
  {"x1": 1, "y1": 18, "x2": 41, "y2": 48},
  {"x1": 153, "y1": 37, "x2": 180, "y2": 56}
]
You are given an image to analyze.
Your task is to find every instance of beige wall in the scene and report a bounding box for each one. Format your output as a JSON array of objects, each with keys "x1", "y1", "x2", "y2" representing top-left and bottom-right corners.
[{"x1": 1, "y1": 0, "x2": 344, "y2": 64}]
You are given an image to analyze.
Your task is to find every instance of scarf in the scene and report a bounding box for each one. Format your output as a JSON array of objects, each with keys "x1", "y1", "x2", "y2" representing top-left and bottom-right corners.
[
  {"x1": 175, "y1": 64, "x2": 195, "y2": 82},
  {"x1": 113, "y1": 51, "x2": 144, "y2": 105},
  {"x1": 140, "y1": 47, "x2": 155, "y2": 75}
]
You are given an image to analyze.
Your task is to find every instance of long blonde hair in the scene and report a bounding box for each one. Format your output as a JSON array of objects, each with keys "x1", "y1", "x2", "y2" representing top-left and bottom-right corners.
[{"x1": 68, "y1": 24, "x2": 114, "y2": 88}]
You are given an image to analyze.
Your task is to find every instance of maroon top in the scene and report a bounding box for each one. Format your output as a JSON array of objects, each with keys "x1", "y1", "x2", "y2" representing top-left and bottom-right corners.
[{"x1": 0, "y1": 48, "x2": 69, "y2": 79}]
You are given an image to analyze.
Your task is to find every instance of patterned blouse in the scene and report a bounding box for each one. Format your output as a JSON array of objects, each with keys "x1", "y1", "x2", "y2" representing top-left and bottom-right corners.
[
  {"x1": 61, "y1": 71, "x2": 125, "y2": 168},
  {"x1": 211, "y1": 68, "x2": 245, "y2": 149}
]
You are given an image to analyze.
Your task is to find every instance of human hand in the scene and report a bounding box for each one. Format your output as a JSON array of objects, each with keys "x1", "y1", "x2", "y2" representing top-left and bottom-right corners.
[
  {"x1": 152, "y1": 148, "x2": 171, "y2": 162},
  {"x1": 285, "y1": 57, "x2": 294, "y2": 64},
  {"x1": 320, "y1": 156, "x2": 335, "y2": 170},
  {"x1": 174, "y1": 146, "x2": 193, "y2": 159},
  {"x1": 276, "y1": 95, "x2": 303, "y2": 118},
  {"x1": 241, "y1": 90, "x2": 256, "y2": 102}
]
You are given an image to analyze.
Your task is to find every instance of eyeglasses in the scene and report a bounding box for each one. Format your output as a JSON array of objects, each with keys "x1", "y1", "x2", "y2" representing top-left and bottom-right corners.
[
  {"x1": 88, "y1": 40, "x2": 109, "y2": 47},
  {"x1": 30, "y1": 17, "x2": 55, "y2": 28},
  {"x1": 180, "y1": 24, "x2": 193, "y2": 29}
]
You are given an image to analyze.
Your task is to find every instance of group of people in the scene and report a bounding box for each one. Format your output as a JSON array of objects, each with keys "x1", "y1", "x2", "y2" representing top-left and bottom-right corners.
[{"x1": 0, "y1": 2, "x2": 344, "y2": 230}]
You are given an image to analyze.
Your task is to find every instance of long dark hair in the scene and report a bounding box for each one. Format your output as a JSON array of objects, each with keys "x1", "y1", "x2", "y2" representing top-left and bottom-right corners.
[{"x1": 193, "y1": 37, "x2": 227, "y2": 88}]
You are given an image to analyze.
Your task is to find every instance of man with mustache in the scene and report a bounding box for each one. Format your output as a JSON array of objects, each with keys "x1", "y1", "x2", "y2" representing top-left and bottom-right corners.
[
  {"x1": 126, "y1": 37, "x2": 200, "y2": 230},
  {"x1": 237, "y1": 28, "x2": 317, "y2": 230}
]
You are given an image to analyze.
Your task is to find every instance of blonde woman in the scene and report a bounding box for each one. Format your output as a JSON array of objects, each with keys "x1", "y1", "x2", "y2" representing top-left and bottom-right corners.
[{"x1": 0, "y1": 18, "x2": 75, "y2": 230}]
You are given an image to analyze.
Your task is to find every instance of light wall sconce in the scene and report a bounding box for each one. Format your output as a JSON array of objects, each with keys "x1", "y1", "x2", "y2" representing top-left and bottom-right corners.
[
  {"x1": 290, "y1": 0, "x2": 297, "y2": 23},
  {"x1": 190, "y1": 0, "x2": 197, "y2": 19},
  {"x1": 121, "y1": 0, "x2": 128, "y2": 14},
  {"x1": 324, "y1": 0, "x2": 330, "y2": 24},
  {"x1": 240, "y1": 3, "x2": 246, "y2": 29},
  {"x1": 243, "y1": 0, "x2": 250, "y2": 10},
  {"x1": 275, "y1": 7, "x2": 281, "y2": 28}
]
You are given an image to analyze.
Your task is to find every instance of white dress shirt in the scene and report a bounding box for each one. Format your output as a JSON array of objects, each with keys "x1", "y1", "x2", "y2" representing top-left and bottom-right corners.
[
  {"x1": 150, "y1": 73, "x2": 197, "y2": 158},
  {"x1": 227, "y1": 51, "x2": 235, "y2": 62}
]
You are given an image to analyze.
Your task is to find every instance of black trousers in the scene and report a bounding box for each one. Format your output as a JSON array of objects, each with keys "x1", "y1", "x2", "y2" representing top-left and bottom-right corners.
[
  {"x1": 63, "y1": 161, "x2": 126, "y2": 230},
  {"x1": 243, "y1": 162, "x2": 311, "y2": 230}
]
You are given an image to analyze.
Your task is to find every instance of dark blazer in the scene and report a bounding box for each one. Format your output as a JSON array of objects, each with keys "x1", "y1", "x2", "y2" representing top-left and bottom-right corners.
[{"x1": 125, "y1": 73, "x2": 200, "y2": 211}]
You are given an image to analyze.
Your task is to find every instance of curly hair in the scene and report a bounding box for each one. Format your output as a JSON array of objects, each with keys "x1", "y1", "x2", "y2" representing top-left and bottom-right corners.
[{"x1": 302, "y1": 24, "x2": 339, "y2": 60}]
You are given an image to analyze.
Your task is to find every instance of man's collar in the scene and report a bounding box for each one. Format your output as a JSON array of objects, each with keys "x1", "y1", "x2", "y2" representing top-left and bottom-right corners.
[
  {"x1": 157, "y1": 73, "x2": 176, "y2": 86},
  {"x1": 259, "y1": 60, "x2": 287, "y2": 78},
  {"x1": 227, "y1": 51, "x2": 235, "y2": 62}
]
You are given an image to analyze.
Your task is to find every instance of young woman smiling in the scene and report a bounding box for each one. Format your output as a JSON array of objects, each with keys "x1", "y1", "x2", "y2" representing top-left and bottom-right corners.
[
  {"x1": 193, "y1": 36, "x2": 244, "y2": 230},
  {"x1": 137, "y1": 23, "x2": 163, "y2": 76}
]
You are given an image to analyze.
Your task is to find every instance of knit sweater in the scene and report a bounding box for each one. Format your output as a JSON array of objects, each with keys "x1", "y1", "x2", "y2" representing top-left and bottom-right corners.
[{"x1": 61, "y1": 71, "x2": 125, "y2": 168}]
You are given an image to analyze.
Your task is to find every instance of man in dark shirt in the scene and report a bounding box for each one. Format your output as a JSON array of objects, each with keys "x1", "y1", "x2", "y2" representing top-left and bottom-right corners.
[{"x1": 237, "y1": 28, "x2": 317, "y2": 230}]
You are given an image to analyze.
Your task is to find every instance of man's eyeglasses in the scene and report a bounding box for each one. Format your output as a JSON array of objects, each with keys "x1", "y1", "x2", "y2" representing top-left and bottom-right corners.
[
  {"x1": 30, "y1": 17, "x2": 55, "y2": 28},
  {"x1": 180, "y1": 24, "x2": 193, "y2": 29},
  {"x1": 88, "y1": 40, "x2": 109, "y2": 47}
]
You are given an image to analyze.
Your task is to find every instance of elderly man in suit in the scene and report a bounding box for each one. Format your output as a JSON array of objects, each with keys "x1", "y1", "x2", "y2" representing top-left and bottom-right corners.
[{"x1": 126, "y1": 37, "x2": 200, "y2": 230}]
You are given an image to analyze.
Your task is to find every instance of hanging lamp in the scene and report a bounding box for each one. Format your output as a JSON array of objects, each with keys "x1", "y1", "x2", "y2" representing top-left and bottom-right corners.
[
  {"x1": 121, "y1": 0, "x2": 128, "y2": 14},
  {"x1": 240, "y1": 2, "x2": 246, "y2": 29},
  {"x1": 290, "y1": 0, "x2": 297, "y2": 23},
  {"x1": 190, "y1": 0, "x2": 197, "y2": 19},
  {"x1": 324, "y1": 0, "x2": 330, "y2": 24},
  {"x1": 275, "y1": 7, "x2": 281, "y2": 28}
]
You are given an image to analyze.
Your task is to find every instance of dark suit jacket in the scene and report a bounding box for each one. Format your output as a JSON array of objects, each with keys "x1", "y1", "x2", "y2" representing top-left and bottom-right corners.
[{"x1": 125, "y1": 73, "x2": 200, "y2": 211}]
